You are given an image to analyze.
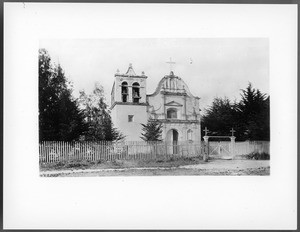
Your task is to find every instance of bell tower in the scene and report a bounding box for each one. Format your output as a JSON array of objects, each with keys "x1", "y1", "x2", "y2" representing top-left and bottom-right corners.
[{"x1": 110, "y1": 64, "x2": 148, "y2": 141}]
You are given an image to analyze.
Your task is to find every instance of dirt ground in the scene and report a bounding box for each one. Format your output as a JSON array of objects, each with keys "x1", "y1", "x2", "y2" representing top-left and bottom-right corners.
[{"x1": 40, "y1": 159, "x2": 270, "y2": 177}]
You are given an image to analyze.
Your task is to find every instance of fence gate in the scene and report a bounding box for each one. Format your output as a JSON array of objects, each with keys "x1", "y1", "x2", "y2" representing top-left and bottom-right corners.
[
  {"x1": 208, "y1": 141, "x2": 231, "y2": 158},
  {"x1": 202, "y1": 135, "x2": 236, "y2": 160}
]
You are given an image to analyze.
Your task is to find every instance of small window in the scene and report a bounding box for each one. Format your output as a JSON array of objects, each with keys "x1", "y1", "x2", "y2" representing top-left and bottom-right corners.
[
  {"x1": 128, "y1": 115, "x2": 134, "y2": 122},
  {"x1": 187, "y1": 129, "x2": 193, "y2": 141},
  {"x1": 167, "y1": 108, "x2": 177, "y2": 119}
]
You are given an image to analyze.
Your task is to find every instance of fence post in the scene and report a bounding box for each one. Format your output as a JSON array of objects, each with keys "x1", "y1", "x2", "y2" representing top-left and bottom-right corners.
[
  {"x1": 230, "y1": 136, "x2": 236, "y2": 157},
  {"x1": 203, "y1": 136, "x2": 209, "y2": 162}
]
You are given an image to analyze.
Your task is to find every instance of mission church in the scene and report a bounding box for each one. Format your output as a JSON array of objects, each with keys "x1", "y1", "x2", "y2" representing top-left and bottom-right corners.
[{"x1": 110, "y1": 63, "x2": 201, "y2": 143}]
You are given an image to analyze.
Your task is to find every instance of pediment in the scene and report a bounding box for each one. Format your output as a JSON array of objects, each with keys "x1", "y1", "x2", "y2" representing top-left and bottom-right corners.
[{"x1": 165, "y1": 101, "x2": 183, "y2": 107}]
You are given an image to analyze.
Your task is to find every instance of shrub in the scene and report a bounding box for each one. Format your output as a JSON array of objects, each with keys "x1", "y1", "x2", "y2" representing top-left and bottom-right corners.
[
  {"x1": 245, "y1": 152, "x2": 270, "y2": 160},
  {"x1": 64, "y1": 160, "x2": 90, "y2": 168},
  {"x1": 40, "y1": 161, "x2": 65, "y2": 170},
  {"x1": 111, "y1": 159, "x2": 123, "y2": 166}
]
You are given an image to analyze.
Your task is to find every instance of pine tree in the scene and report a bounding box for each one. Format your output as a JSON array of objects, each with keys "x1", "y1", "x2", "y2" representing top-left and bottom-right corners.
[
  {"x1": 237, "y1": 83, "x2": 269, "y2": 140},
  {"x1": 201, "y1": 97, "x2": 236, "y2": 138},
  {"x1": 39, "y1": 48, "x2": 56, "y2": 140},
  {"x1": 201, "y1": 83, "x2": 270, "y2": 141},
  {"x1": 140, "y1": 118, "x2": 163, "y2": 141},
  {"x1": 39, "y1": 49, "x2": 87, "y2": 141}
]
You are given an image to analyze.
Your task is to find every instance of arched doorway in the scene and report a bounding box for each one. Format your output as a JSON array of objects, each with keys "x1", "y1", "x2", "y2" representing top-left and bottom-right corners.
[{"x1": 166, "y1": 129, "x2": 179, "y2": 154}]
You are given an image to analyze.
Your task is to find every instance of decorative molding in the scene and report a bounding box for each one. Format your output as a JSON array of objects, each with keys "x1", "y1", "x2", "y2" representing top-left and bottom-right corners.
[
  {"x1": 165, "y1": 101, "x2": 183, "y2": 107},
  {"x1": 147, "y1": 75, "x2": 195, "y2": 98},
  {"x1": 115, "y1": 74, "x2": 148, "y2": 79},
  {"x1": 118, "y1": 84, "x2": 145, "y2": 88},
  {"x1": 155, "y1": 119, "x2": 200, "y2": 124},
  {"x1": 160, "y1": 91, "x2": 187, "y2": 96},
  {"x1": 110, "y1": 101, "x2": 148, "y2": 109}
]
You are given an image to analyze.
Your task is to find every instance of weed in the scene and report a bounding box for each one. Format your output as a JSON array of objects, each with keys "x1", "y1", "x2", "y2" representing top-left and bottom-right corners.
[
  {"x1": 245, "y1": 152, "x2": 270, "y2": 160},
  {"x1": 111, "y1": 159, "x2": 123, "y2": 166},
  {"x1": 64, "y1": 160, "x2": 90, "y2": 169}
]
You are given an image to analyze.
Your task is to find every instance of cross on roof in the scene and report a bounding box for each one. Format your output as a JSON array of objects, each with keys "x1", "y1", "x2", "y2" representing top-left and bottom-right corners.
[
  {"x1": 203, "y1": 127, "x2": 209, "y2": 136},
  {"x1": 230, "y1": 128, "x2": 236, "y2": 136},
  {"x1": 166, "y1": 57, "x2": 176, "y2": 72}
]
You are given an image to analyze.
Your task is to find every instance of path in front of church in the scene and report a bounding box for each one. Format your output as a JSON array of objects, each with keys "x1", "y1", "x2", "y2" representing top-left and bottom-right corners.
[{"x1": 40, "y1": 160, "x2": 270, "y2": 177}]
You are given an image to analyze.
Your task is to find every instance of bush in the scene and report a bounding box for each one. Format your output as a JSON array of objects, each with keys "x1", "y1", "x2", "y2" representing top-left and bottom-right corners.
[
  {"x1": 40, "y1": 161, "x2": 65, "y2": 170},
  {"x1": 245, "y1": 152, "x2": 270, "y2": 160},
  {"x1": 111, "y1": 159, "x2": 123, "y2": 166},
  {"x1": 64, "y1": 160, "x2": 90, "y2": 168},
  {"x1": 54, "y1": 161, "x2": 65, "y2": 167},
  {"x1": 155, "y1": 156, "x2": 201, "y2": 163}
]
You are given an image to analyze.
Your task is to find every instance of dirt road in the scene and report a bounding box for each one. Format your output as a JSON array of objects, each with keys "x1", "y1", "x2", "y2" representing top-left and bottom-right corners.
[
  {"x1": 40, "y1": 160, "x2": 270, "y2": 177},
  {"x1": 183, "y1": 159, "x2": 270, "y2": 170}
]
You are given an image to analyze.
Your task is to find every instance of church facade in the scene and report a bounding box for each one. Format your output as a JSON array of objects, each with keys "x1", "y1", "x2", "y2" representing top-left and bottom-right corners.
[{"x1": 110, "y1": 64, "x2": 201, "y2": 143}]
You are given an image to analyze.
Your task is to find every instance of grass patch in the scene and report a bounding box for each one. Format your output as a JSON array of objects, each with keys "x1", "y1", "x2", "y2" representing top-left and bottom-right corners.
[
  {"x1": 234, "y1": 152, "x2": 270, "y2": 160},
  {"x1": 48, "y1": 166, "x2": 270, "y2": 177},
  {"x1": 40, "y1": 160, "x2": 94, "y2": 171},
  {"x1": 40, "y1": 156, "x2": 204, "y2": 171}
]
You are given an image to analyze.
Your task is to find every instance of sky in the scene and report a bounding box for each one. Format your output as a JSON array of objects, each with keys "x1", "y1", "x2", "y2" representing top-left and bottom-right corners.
[{"x1": 39, "y1": 38, "x2": 269, "y2": 111}]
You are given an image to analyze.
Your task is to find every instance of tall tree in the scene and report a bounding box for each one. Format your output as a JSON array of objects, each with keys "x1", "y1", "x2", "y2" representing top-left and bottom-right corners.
[
  {"x1": 201, "y1": 83, "x2": 270, "y2": 141},
  {"x1": 39, "y1": 48, "x2": 55, "y2": 140},
  {"x1": 78, "y1": 83, "x2": 124, "y2": 141},
  {"x1": 140, "y1": 118, "x2": 163, "y2": 141},
  {"x1": 236, "y1": 83, "x2": 270, "y2": 140},
  {"x1": 201, "y1": 97, "x2": 236, "y2": 138},
  {"x1": 39, "y1": 49, "x2": 87, "y2": 141}
]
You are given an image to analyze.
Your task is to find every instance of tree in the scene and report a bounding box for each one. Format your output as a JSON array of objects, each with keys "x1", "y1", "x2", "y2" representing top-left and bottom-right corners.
[
  {"x1": 201, "y1": 83, "x2": 270, "y2": 141},
  {"x1": 102, "y1": 115, "x2": 125, "y2": 141},
  {"x1": 39, "y1": 49, "x2": 87, "y2": 141},
  {"x1": 39, "y1": 48, "x2": 55, "y2": 140},
  {"x1": 140, "y1": 118, "x2": 163, "y2": 141},
  {"x1": 236, "y1": 83, "x2": 270, "y2": 140},
  {"x1": 201, "y1": 97, "x2": 236, "y2": 138},
  {"x1": 78, "y1": 83, "x2": 124, "y2": 141}
]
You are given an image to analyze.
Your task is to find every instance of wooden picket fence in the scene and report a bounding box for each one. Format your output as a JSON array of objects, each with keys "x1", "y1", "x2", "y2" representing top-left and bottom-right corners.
[
  {"x1": 207, "y1": 141, "x2": 270, "y2": 157},
  {"x1": 234, "y1": 141, "x2": 270, "y2": 155},
  {"x1": 39, "y1": 140, "x2": 270, "y2": 164},
  {"x1": 39, "y1": 141, "x2": 203, "y2": 164}
]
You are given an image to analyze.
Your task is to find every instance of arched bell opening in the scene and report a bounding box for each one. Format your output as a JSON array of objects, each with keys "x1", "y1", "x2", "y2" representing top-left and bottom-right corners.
[
  {"x1": 121, "y1": 81, "x2": 128, "y2": 102},
  {"x1": 132, "y1": 82, "x2": 140, "y2": 103}
]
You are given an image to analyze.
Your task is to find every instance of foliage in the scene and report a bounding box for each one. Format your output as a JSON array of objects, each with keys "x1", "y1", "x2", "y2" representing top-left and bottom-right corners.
[
  {"x1": 39, "y1": 49, "x2": 87, "y2": 141},
  {"x1": 245, "y1": 152, "x2": 270, "y2": 160},
  {"x1": 140, "y1": 118, "x2": 163, "y2": 141},
  {"x1": 202, "y1": 83, "x2": 270, "y2": 141},
  {"x1": 78, "y1": 83, "x2": 124, "y2": 141},
  {"x1": 39, "y1": 49, "x2": 123, "y2": 142},
  {"x1": 201, "y1": 97, "x2": 235, "y2": 137},
  {"x1": 236, "y1": 83, "x2": 270, "y2": 141}
]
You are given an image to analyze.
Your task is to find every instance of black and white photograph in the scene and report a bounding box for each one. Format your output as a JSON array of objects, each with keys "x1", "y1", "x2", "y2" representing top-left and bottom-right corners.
[
  {"x1": 4, "y1": 3, "x2": 297, "y2": 230},
  {"x1": 38, "y1": 38, "x2": 270, "y2": 177}
]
